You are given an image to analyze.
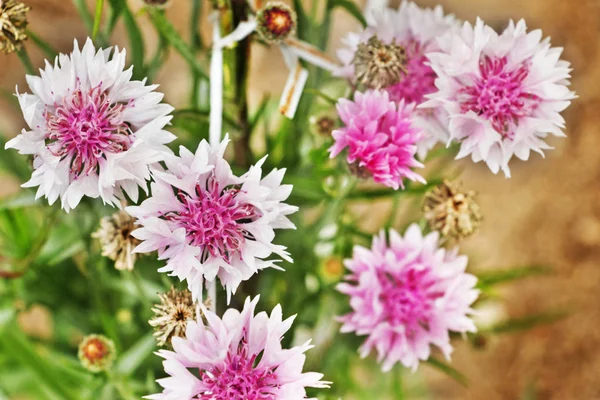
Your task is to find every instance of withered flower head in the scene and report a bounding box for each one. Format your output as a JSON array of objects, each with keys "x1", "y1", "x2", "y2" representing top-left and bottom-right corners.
[
  {"x1": 423, "y1": 180, "x2": 482, "y2": 241},
  {"x1": 78, "y1": 334, "x2": 116, "y2": 373},
  {"x1": 0, "y1": 0, "x2": 30, "y2": 54},
  {"x1": 92, "y1": 209, "x2": 140, "y2": 271},
  {"x1": 310, "y1": 114, "x2": 336, "y2": 137},
  {"x1": 256, "y1": 2, "x2": 296, "y2": 44},
  {"x1": 149, "y1": 287, "x2": 198, "y2": 347},
  {"x1": 348, "y1": 161, "x2": 371, "y2": 180},
  {"x1": 352, "y1": 36, "x2": 407, "y2": 89}
]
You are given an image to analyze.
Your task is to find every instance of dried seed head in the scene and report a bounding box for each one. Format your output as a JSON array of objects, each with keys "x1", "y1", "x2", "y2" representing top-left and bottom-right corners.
[
  {"x1": 423, "y1": 180, "x2": 482, "y2": 241},
  {"x1": 310, "y1": 114, "x2": 336, "y2": 137},
  {"x1": 352, "y1": 36, "x2": 407, "y2": 89},
  {"x1": 78, "y1": 334, "x2": 116, "y2": 373},
  {"x1": 92, "y1": 210, "x2": 140, "y2": 271},
  {"x1": 256, "y1": 2, "x2": 296, "y2": 44},
  {"x1": 0, "y1": 0, "x2": 30, "y2": 54},
  {"x1": 149, "y1": 287, "x2": 198, "y2": 347},
  {"x1": 348, "y1": 161, "x2": 371, "y2": 180}
]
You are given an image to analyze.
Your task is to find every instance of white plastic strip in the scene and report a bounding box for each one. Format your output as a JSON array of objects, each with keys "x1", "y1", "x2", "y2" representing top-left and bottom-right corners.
[
  {"x1": 279, "y1": 63, "x2": 309, "y2": 119},
  {"x1": 209, "y1": 12, "x2": 223, "y2": 147},
  {"x1": 284, "y1": 37, "x2": 340, "y2": 72},
  {"x1": 216, "y1": 19, "x2": 258, "y2": 49}
]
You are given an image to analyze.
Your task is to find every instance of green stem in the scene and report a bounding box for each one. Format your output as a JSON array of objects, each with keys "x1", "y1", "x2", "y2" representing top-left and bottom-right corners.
[
  {"x1": 16, "y1": 47, "x2": 35, "y2": 75},
  {"x1": 26, "y1": 30, "x2": 57, "y2": 59},
  {"x1": 72, "y1": 0, "x2": 95, "y2": 34},
  {"x1": 190, "y1": 0, "x2": 203, "y2": 107},
  {"x1": 392, "y1": 365, "x2": 405, "y2": 399},
  {"x1": 92, "y1": 0, "x2": 105, "y2": 41},
  {"x1": 106, "y1": 369, "x2": 137, "y2": 400},
  {"x1": 131, "y1": 270, "x2": 152, "y2": 319}
]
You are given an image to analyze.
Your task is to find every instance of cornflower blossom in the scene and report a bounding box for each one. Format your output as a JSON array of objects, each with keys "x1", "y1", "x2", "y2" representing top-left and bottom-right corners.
[
  {"x1": 337, "y1": 224, "x2": 479, "y2": 371},
  {"x1": 423, "y1": 19, "x2": 576, "y2": 176},
  {"x1": 5, "y1": 39, "x2": 175, "y2": 211},
  {"x1": 147, "y1": 296, "x2": 329, "y2": 399},
  {"x1": 329, "y1": 89, "x2": 425, "y2": 190},
  {"x1": 127, "y1": 136, "x2": 298, "y2": 302},
  {"x1": 337, "y1": 1, "x2": 458, "y2": 158},
  {"x1": 214, "y1": 1, "x2": 339, "y2": 119}
]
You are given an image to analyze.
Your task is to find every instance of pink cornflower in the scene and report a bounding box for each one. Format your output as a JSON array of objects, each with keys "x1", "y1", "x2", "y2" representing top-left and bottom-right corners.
[
  {"x1": 336, "y1": 1, "x2": 458, "y2": 158},
  {"x1": 337, "y1": 224, "x2": 479, "y2": 371},
  {"x1": 5, "y1": 38, "x2": 175, "y2": 211},
  {"x1": 423, "y1": 19, "x2": 576, "y2": 176},
  {"x1": 127, "y1": 136, "x2": 297, "y2": 302},
  {"x1": 146, "y1": 296, "x2": 330, "y2": 400},
  {"x1": 329, "y1": 90, "x2": 425, "y2": 190}
]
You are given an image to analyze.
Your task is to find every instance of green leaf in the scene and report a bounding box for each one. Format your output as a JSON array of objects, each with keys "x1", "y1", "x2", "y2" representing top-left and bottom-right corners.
[
  {"x1": 484, "y1": 310, "x2": 568, "y2": 334},
  {"x1": 122, "y1": 5, "x2": 146, "y2": 80},
  {"x1": 477, "y1": 265, "x2": 553, "y2": 287},
  {"x1": 327, "y1": 0, "x2": 367, "y2": 28},
  {"x1": 0, "y1": 323, "x2": 80, "y2": 400},
  {"x1": 147, "y1": 8, "x2": 208, "y2": 80},
  {"x1": 92, "y1": 0, "x2": 105, "y2": 41},
  {"x1": 116, "y1": 334, "x2": 156, "y2": 376},
  {"x1": 426, "y1": 357, "x2": 469, "y2": 387},
  {"x1": 105, "y1": 0, "x2": 126, "y2": 36}
]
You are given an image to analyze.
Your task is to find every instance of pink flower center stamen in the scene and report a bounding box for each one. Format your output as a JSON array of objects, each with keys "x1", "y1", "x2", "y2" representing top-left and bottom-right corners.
[
  {"x1": 200, "y1": 348, "x2": 279, "y2": 399},
  {"x1": 45, "y1": 85, "x2": 131, "y2": 178},
  {"x1": 386, "y1": 39, "x2": 437, "y2": 105},
  {"x1": 457, "y1": 55, "x2": 540, "y2": 139},
  {"x1": 377, "y1": 266, "x2": 443, "y2": 339},
  {"x1": 166, "y1": 176, "x2": 260, "y2": 262}
]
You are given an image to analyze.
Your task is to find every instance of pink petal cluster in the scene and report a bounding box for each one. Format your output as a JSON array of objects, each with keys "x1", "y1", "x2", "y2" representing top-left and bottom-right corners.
[
  {"x1": 5, "y1": 38, "x2": 175, "y2": 211},
  {"x1": 423, "y1": 19, "x2": 576, "y2": 176},
  {"x1": 127, "y1": 136, "x2": 297, "y2": 302},
  {"x1": 147, "y1": 296, "x2": 329, "y2": 400},
  {"x1": 337, "y1": 224, "x2": 479, "y2": 371},
  {"x1": 337, "y1": 1, "x2": 458, "y2": 158},
  {"x1": 329, "y1": 90, "x2": 425, "y2": 190}
]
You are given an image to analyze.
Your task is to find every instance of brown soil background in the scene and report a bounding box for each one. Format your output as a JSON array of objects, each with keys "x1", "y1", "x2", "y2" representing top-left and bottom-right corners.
[{"x1": 1, "y1": 0, "x2": 599, "y2": 399}]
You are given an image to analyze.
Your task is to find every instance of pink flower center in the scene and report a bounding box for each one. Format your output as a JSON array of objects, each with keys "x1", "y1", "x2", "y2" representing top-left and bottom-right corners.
[
  {"x1": 199, "y1": 348, "x2": 278, "y2": 399},
  {"x1": 386, "y1": 39, "x2": 437, "y2": 105},
  {"x1": 377, "y1": 266, "x2": 443, "y2": 339},
  {"x1": 457, "y1": 55, "x2": 540, "y2": 139},
  {"x1": 166, "y1": 176, "x2": 260, "y2": 262},
  {"x1": 45, "y1": 85, "x2": 131, "y2": 178}
]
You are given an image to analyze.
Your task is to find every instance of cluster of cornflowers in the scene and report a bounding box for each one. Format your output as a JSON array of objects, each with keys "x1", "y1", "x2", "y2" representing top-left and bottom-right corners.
[{"x1": 3, "y1": 0, "x2": 574, "y2": 397}]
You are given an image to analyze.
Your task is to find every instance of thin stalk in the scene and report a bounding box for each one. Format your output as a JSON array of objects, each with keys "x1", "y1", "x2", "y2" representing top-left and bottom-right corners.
[
  {"x1": 26, "y1": 30, "x2": 58, "y2": 59},
  {"x1": 92, "y1": 0, "x2": 105, "y2": 41},
  {"x1": 392, "y1": 365, "x2": 405, "y2": 399},
  {"x1": 16, "y1": 47, "x2": 34, "y2": 75},
  {"x1": 106, "y1": 369, "x2": 138, "y2": 400},
  {"x1": 72, "y1": 0, "x2": 95, "y2": 35},
  {"x1": 190, "y1": 0, "x2": 203, "y2": 107}
]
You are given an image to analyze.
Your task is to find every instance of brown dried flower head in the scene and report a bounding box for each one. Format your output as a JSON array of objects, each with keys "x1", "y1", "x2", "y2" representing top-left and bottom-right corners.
[
  {"x1": 310, "y1": 114, "x2": 336, "y2": 137},
  {"x1": 78, "y1": 334, "x2": 116, "y2": 373},
  {"x1": 92, "y1": 210, "x2": 140, "y2": 271},
  {"x1": 423, "y1": 180, "x2": 482, "y2": 241},
  {"x1": 352, "y1": 36, "x2": 407, "y2": 89},
  {"x1": 256, "y1": 2, "x2": 296, "y2": 44},
  {"x1": 149, "y1": 287, "x2": 198, "y2": 347},
  {"x1": 0, "y1": 0, "x2": 30, "y2": 54}
]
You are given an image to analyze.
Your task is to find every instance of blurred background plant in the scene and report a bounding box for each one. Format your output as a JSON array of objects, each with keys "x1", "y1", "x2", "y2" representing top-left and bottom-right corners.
[{"x1": 0, "y1": 0, "x2": 593, "y2": 399}]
